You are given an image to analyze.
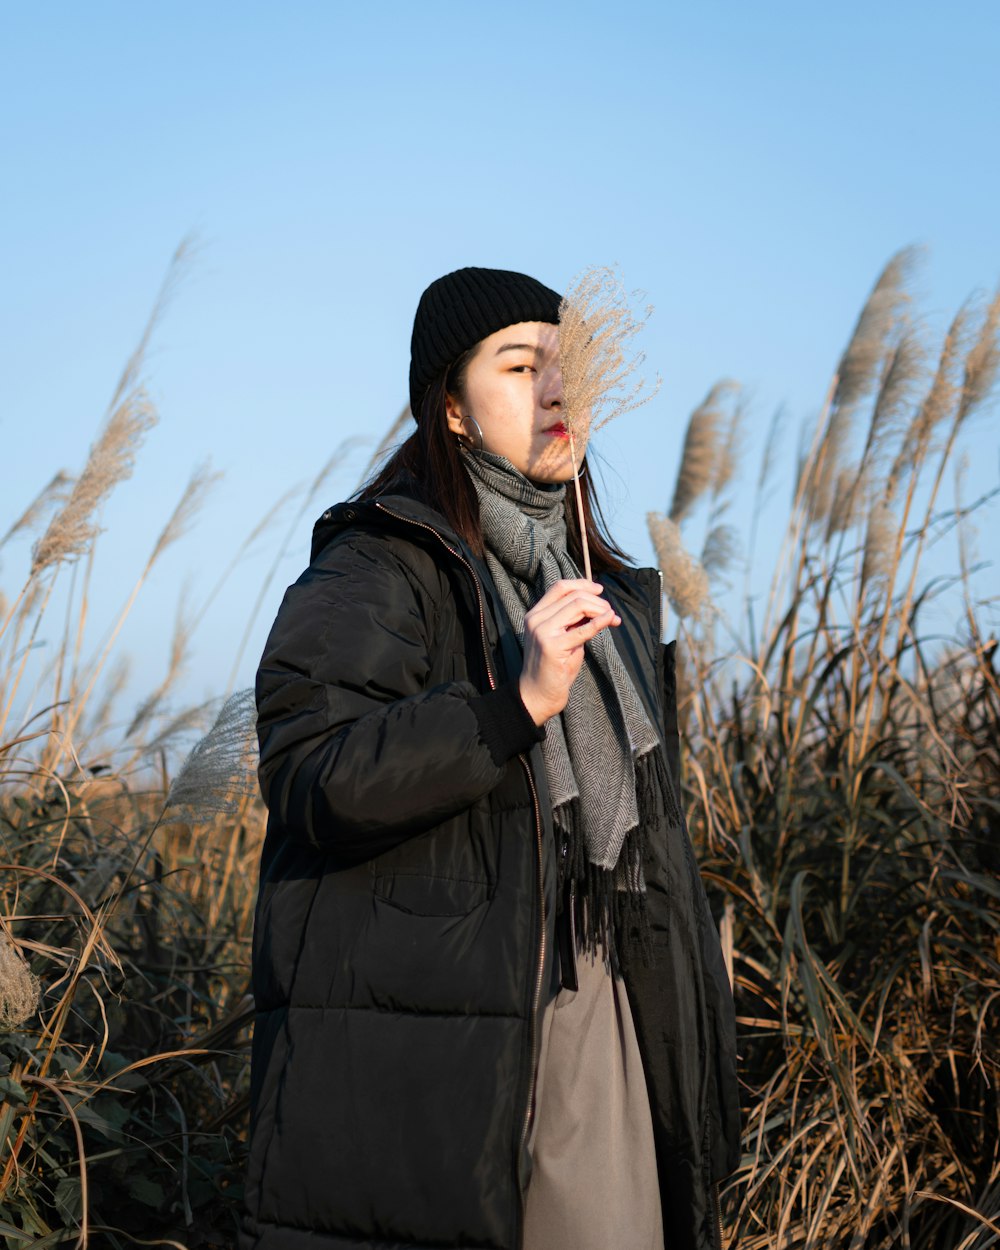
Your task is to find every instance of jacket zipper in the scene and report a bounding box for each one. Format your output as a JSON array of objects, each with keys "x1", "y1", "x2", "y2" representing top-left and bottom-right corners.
[
  {"x1": 655, "y1": 567, "x2": 664, "y2": 642},
  {"x1": 373, "y1": 501, "x2": 547, "y2": 1235},
  {"x1": 516, "y1": 752, "x2": 545, "y2": 1166}
]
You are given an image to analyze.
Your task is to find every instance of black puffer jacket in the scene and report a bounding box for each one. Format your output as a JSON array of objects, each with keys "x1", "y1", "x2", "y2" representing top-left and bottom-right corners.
[{"x1": 240, "y1": 488, "x2": 740, "y2": 1250}]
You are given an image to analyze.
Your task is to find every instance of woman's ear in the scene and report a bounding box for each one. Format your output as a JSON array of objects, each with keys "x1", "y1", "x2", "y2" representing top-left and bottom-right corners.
[{"x1": 444, "y1": 391, "x2": 465, "y2": 438}]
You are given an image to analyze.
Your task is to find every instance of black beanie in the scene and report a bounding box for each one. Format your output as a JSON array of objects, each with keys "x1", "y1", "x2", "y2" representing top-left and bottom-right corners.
[{"x1": 408, "y1": 266, "x2": 562, "y2": 418}]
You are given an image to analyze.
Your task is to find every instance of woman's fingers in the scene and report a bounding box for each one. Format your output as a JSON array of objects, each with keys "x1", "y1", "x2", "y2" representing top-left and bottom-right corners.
[
  {"x1": 544, "y1": 603, "x2": 618, "y2": 646},
  {"x1": 527, "y1": 591, "x2": 614, "y2": 633},
  {"x1": 525, "y1": 578, "x2": 604, "y2": 624},
  {"x1": 567, "y1": 608, "x2": 618, "y2": 641},
  {"x1": 533, "y1": 591, "x2": 619, "y2": 633},
  {"x1": 531, "y1": 577, "x2": 604, "y2": 610},
  {"x1": 527, "y1": 580, "x2": 615, "y2": 627}
]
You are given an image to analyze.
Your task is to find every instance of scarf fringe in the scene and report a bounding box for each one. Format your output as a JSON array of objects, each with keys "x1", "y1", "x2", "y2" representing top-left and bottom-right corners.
[{"x1": 554, "y1": 746, "x2": 678, "y2": 977}]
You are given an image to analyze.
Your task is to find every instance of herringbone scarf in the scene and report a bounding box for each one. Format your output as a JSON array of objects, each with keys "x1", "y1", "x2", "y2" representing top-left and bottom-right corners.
[{"x1": 463, "y1": 449, "x2": 667, "y2": 967}]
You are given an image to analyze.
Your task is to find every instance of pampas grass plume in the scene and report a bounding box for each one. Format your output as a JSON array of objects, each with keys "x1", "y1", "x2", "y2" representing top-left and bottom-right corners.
[
  {"x1": 30, "y1": 391, "x2": 158, "y2": 576},
  {"x1": 150, "y1": 461, "x2": 222, "y2": 565},
  {"x1": 957, "y1": 285, "x2": 1000, "y2": 424},
  {"x1": 165, "y1": 687, "x2": 258, "y2": 821},
  {"x1": 890, "y1": 304, "x2": 971, "y2": 486},
  {"x1": 670, "y1": 382, "x2": 736, "y2": 523},
  {"x1": 826, "y1": 466, "x2": 867, "y2": 540},
  {"x1": 862, "y1": 495, "x2": 896, "y2": 587},
  {"x1": 0, "y1": 931, "x2": 40, "y2": 1031},
  {"x1": 701, "y1": 523, "x2": 740, "y2": 579},
  {"x1": 558, "y1": 265, "x2": 661, "y2": 579},
  {"x1": 758, "y1": 404, "x2": 788, "y2": 499},
  {"x1": 870, "y1": 330, "x2": 927, "y2": 447},
  {"x1": 807, "y1": 247, "x2": 919, "y2": 529},
  {"x1": 1, "y1": 471, "x2": 74, "y2": 551},
  {"x1": 647, "y1": 511, "x2": 711, "y2": 622},
  {"x1": 713, "y1": 391, "x2": 745, "y2": 499},
  {"x1": 29, "y1": 239, "x2": 194, "y2": 578},
  {"x1": 833, "y1": 246, "x2": 919, "y2": 414},
  {"x1": 559, "y1": 266, "x2": 660, "y2": 439}
]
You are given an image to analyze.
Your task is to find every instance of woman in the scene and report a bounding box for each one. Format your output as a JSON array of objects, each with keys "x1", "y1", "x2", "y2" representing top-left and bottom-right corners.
[{"x1": 240, "y1": 267, "x2": 739, "y2": 1250}]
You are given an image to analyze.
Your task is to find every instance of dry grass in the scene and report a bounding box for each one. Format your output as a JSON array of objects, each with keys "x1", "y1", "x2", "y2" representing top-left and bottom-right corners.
[
  {"x1": 0, "y1": 245, "x2": 333, "y2": 1247},
  {"x1": 655, "y1": 249, "x2": 1000, "y2": 1248}
]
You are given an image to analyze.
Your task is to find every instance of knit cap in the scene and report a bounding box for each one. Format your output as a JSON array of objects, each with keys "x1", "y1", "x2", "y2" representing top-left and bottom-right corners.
[{"x1": 408, "y1": 267, "x2": 562, "y2": 418}]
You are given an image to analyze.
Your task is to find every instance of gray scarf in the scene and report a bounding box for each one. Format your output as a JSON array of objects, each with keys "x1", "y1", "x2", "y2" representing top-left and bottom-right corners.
[{"x1": 463, "y1": 449, "x2": 666, "y2": 963}]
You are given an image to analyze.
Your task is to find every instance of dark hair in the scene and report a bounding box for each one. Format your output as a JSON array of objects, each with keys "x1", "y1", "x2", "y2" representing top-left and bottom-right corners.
[{"x1": 355, "y1": 351, "x2": 629, "y2": 573}]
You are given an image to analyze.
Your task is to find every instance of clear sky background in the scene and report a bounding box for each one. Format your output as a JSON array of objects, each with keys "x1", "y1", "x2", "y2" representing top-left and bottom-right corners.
[{"x1": 2, "y1": 2, "x2": 998, "y2": 746}]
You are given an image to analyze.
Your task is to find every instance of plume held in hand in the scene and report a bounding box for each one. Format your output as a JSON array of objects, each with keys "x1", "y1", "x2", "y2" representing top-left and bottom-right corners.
[
  {"x1": 557, "y1": 266, "x2": 661, "y2": 579},
  {"x1": 558, "y1": 266, "x2": 661, "y2": 441}
]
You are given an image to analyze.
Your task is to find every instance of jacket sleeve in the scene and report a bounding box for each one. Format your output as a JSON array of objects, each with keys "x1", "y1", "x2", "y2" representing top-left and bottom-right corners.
[{"x1": 255, "y1": 528, "x2": 543, "y2": 862}]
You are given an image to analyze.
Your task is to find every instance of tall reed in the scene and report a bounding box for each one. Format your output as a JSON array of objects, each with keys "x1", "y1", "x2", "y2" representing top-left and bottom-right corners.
[
  {"x1": 653, "y1": 248, "x2": 1000, "y2": 1248},
  {"x1": 0, "y1": 243, "x2": 339, "y2": 1247}
]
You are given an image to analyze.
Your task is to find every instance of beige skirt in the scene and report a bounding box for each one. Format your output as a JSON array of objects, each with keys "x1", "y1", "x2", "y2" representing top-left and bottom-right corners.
[{"x1": 522, "y1": 947, "x2": 665, "y2": 1250}]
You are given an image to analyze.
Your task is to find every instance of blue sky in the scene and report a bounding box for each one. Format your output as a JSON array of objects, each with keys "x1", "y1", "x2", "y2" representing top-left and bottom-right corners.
[{"x1": 2, "y1": 2, "x2": 997, "y2": 739}]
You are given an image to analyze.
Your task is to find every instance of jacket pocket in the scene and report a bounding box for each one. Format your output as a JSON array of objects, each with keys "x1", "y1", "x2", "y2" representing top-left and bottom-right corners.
[{"x1": 372, "y1": 870, "x2": 491, "y2": 917}]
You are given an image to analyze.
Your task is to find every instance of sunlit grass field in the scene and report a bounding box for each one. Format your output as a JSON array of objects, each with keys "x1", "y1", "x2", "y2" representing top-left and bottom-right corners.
[{"x1": 1, "y1": 247, "x2": 996, "y2": 1248}]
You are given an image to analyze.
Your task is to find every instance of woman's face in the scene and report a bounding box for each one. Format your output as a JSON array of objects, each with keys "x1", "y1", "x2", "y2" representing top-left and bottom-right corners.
[{"x1": 444, "y1": 321, "x2": 587, "y2": 483}]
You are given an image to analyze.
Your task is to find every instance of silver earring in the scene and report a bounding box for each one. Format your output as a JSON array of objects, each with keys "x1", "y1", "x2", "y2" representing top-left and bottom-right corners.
[
  {"x1": 577, "y1": 458, "x2": 588, "y2": 479},
  {"x1": 458, "y1": 414, "x2": 484, "y2": 453}
]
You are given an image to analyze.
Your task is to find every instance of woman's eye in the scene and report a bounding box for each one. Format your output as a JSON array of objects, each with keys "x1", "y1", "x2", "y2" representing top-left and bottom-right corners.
[{"x1": 510, "y1": 364, "x2": 536, "y2": 374}]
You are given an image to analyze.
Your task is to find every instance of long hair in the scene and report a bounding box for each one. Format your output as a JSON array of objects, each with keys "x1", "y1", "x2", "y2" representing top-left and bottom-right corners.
[{"x1": 354, "y1": 350, "x2": 630, "y2": 573}]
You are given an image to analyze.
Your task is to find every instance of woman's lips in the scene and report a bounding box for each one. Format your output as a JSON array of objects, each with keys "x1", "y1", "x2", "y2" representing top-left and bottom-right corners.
[{"x1": 544, "y1": 422, "x2": 570, "y2": 440}]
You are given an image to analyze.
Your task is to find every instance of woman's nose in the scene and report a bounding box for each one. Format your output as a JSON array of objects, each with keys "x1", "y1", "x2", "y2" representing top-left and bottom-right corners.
[{"x1": 542, "y1": 368, "x2": 564, "y2": 409}]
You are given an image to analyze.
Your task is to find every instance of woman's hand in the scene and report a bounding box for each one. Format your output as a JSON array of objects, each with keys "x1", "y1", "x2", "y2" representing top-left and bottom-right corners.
[{"x1": 518, "y1": 579, "x2": 621, "y2": 726}]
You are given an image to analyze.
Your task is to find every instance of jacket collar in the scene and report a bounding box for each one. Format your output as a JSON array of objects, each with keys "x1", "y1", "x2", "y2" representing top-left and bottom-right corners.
[
  {"x1": 312, "y1": 490, "x2": 508, "y2": 657},
  {"x1": 310, "y1": 488, "x2": 465, "y2": 565}
]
